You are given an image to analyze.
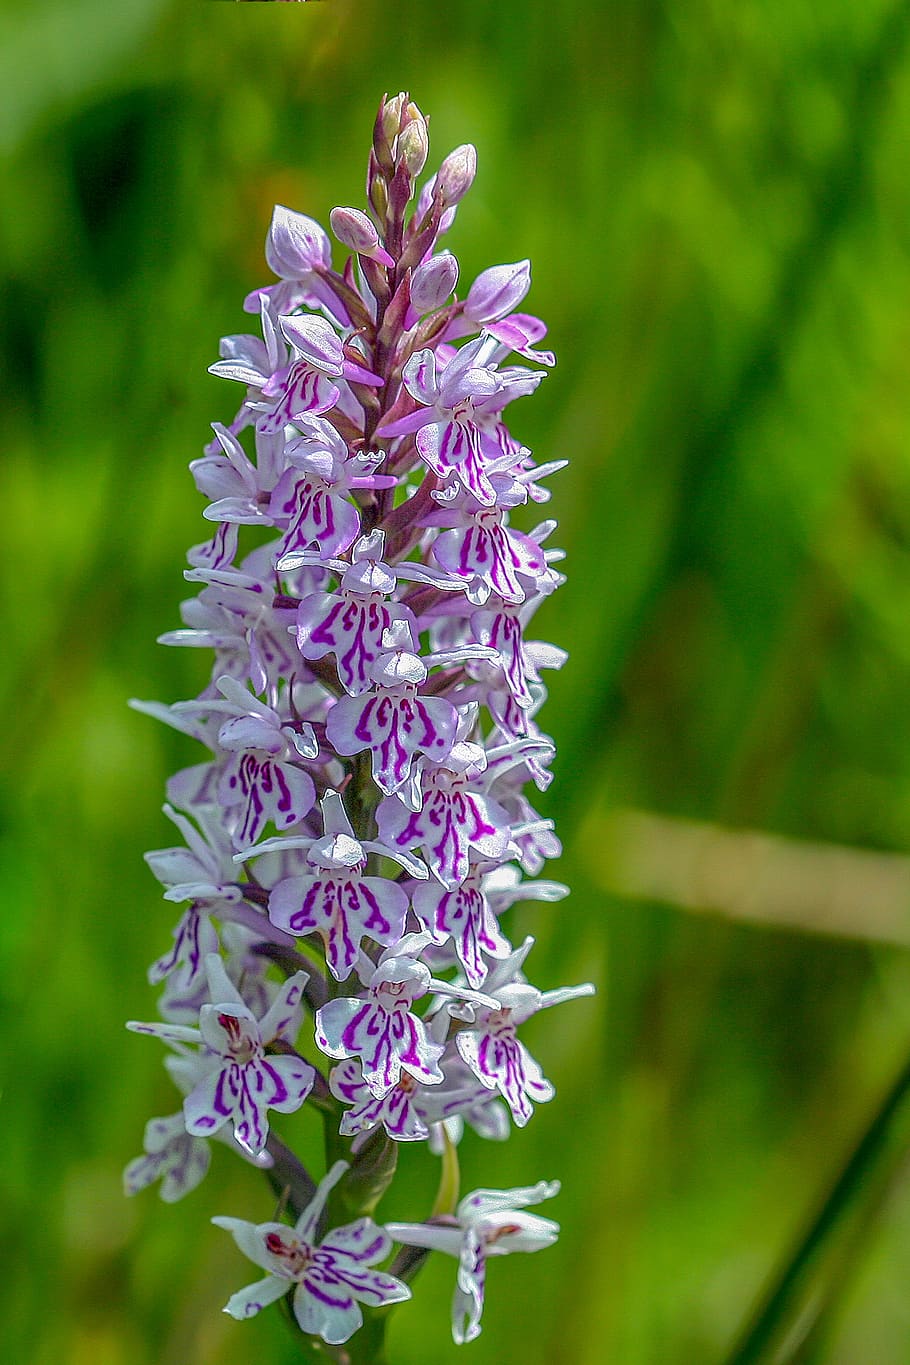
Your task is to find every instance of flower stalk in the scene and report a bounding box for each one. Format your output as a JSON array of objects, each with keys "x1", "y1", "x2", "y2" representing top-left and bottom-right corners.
[{"x1": 126, "y1": 92, "x2": 592, "y2": 1351}]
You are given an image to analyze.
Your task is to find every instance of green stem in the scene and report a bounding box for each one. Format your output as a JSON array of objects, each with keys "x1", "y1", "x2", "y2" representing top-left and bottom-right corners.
[
  {"x1": 723, "y1": 1044, "x2": 910, "y2": 1365},
  {"x1": 306, "y1": 1326, "x2": 388, "y2": 1365}
]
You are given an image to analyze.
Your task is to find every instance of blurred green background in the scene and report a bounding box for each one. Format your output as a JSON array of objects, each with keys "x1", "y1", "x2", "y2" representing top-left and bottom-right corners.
[{"x1": 5, "y1": 1, "x2": 910, "y2": 1361}]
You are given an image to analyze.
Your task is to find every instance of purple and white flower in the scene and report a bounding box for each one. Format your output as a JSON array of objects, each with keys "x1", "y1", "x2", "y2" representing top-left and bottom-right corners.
[
  {"x1": 386, "y1": 1180, "x2": 560, "y2": 1343},
  {"x1": 264, "y1": 790, "x2": 418, "y2": 980},
  {"x1": 453, "y1": 948, "x2": 594, "y2": 1127},
  {"x1": 124, "y1": 1113, "x2": 212, "y2": 1204},
  {"x1": 315, "y1": 947, "x2": 447, "y2": 1096},
  {"x1": 213, "y1": 1161, "x2": 411, "y2": 1343},
  {"x1": 325, "y1": 625, "x2": 461, "y2": 796},
  {"x1": 128, "y1": 954, "x2": 314, "y2": 1155}
]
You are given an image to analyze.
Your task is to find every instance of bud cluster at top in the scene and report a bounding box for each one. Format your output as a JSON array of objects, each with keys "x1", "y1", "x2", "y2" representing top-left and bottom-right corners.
[{"x1": 126, "y1": 93, "x2": 592, "y2": 1354}]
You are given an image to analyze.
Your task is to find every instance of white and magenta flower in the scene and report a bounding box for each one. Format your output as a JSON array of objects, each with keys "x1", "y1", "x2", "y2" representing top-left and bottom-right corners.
[
  {"x1": 128, "y1": 954, "x2": 314, "y2": 1155},
  {"x1": 386, "y1": 1180, "x2": 560, "y2": 1343},
  {"x1": 213, "y1": 1161, "x2": 411, "y2": 1343},
  {"x1": 315, "y1": 949, "x2": 446, "y2": 1096},
  {"x1": 265, "y1": 790, "x2": 416, "y2": 980}
]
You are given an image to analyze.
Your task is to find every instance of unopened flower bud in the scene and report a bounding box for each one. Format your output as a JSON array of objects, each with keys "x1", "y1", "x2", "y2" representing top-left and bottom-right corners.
[
  {"x1": 265, "y1": 205, "x2": 331, "y2": 280},
  {"x1": 331, "y1": 206, "x2": 380, "y2": 253},
  {"x1": 465, "y1": 260, "x2": 531, "y2": 324},
  {"x1": 399, "y1": 115, "x2": 429, "y2": 178},
  {"x1": 411, "y1": 251, "x2": 459, "y2": 313},
  {"x1": 436, "y1": 144, "x2": 477, "y2": 206},
  {"x1": 382, "y1": 92, "x2": 408, "y2": 141},
  {"x1": 329, "y1": 207, "x2": 394, "y2": 266}
]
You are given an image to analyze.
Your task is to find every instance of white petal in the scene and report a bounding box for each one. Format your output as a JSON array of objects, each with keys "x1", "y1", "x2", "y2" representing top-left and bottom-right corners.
[
  {"x1": 204, "y1": 952, "x2": 245, "y2": 1006},
  {"x1": 223, "y1": 1273, "x2": 289, "y2": 1319},
  {"x1": 292, "y1": 1277, "x2": 362, "y2": 1345},
  {"x1": 383, "y1": 1221, "x2": 463, "y2": 1257},
  {"x1": 457, "y1": 1180, "x2": 560, "y2": 1223},
  {"x1": 295, "y1": 1160, "x2": 349, "y2": 1243},
  {"x1": 212, "y1": 1217, "x2": 291, "y2": 1273}
]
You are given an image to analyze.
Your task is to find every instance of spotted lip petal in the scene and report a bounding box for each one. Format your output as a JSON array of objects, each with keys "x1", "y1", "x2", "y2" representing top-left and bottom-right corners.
[
  {"x1": 315, "y1": 991, "x2": 445, "y2": 1098},
  {"x1": 455, "y1": 1018, "x2": 555, "y2": 1127},
  {"x1": 296, "y1": 593, "x2": 417, "y2": 696},
  {"x1": 412, "y1": 875, "x2": 510, "y2": 988},
  {"x1": 270, "y1": 468, "x2": 362, "y2": 561},
  {"x1": 269, "y1": 871, "x2": 408, "y2": 981},
  {"x1": 330, "y1": 1059, "x2": 431, "y2": 1142},
  {"x1": 256, "y1": 364, "x2": 341, "y2": 437},
  {"x1": 123, "y1": 1114, "x2": 211, "y2": 1203},
  {"x1": 377, "y1": 772, "x2": 511, "y2": 889},
  {"x1": 218, "y1": 751, "x2": 316, "y2": 849},
  {"x1": 326, "y1": 687, "x2": 458, "y2": 796},
  {"x1": 147, "y1": 903, "x2": 219, "y2": 987},
  {"x1": 432, "y1": 514, "x2": 547, "y2": 605},
  {"x1": 416, "y1": 418, "x2": 499, "y2": 507}
]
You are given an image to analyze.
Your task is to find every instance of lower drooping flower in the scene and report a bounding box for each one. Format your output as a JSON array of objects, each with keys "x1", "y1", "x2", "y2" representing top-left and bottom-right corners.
[
  {"x1": 386, "y1": 1180, "x2": 560, "y2": 1343},
  {"x1": 213, "y1": 1161, "x2": 411, "y2": 1344}
]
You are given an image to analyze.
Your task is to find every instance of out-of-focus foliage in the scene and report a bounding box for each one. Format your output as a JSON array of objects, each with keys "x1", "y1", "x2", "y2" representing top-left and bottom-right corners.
[{"x1": 4, "y1": 2, "x2": 910, "y2": 1362}]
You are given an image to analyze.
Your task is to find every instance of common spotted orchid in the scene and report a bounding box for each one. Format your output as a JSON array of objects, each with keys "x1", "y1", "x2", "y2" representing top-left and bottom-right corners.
[{"x1": 127, "y1": 94, "x2": 591, "y2": 1358}]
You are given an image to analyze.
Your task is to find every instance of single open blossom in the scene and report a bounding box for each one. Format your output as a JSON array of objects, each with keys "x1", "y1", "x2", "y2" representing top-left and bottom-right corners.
[
  {"x1": 315, "y1": 948, "x2": 447, "y2": 1096},
  {"x1": 431, "y1": 498, "x2": 553, "y2": 606},
  {"x1": 159, "y1": 553, "x2": 302, "y2": 698},
  {"x1": 376, "y1": 738, "x2": 512, "y2": 889},
  {"x1": 270, "y1": 419, "x2": 393, "y2": 563},
  {"x1": 386, "y1": 1180, "x2": 560, "y2": 1343},
  {"x1": 377, "y1": 338, "x2": 512, "y2": 506},
  {"x1": 266, "y1": 790, "x2": 415, "y2": 980},
  {"x1": 454, "y1": 951, "x2": 595, "y2": 1127},
  {"x1": 214, "y1": 1161, "x2": 411, "y2": 1343},
  {"x1": 141, "y1": 803, "x2": 239, "y2": 997},
  {"x1": 325, "y1": 624, "x2": 462, "y2": 795},
  {"x1": 167, "y1": 674, "x2": 319, "y2": 848},
  {"x1": 128, "y1": 954, "x2": 314, "y2": 1154},
  {"x1": 129, "y1": 93, "x2": 589, "y2": 1356},
  {"x1": 411, "y1": 855, "x2": 512, "y2": 988},
  {"x1": 294, "y1": 530, "x2": 420, "y2": 695}
]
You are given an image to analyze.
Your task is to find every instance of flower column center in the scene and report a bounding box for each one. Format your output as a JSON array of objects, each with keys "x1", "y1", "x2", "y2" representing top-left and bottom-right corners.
[
  {"x1": 218, "y1": 1012, "x2": 258, "y2": 1065},
  {"x1": 265, "y1": 1231, "x2": 313, "y2": 1277}
]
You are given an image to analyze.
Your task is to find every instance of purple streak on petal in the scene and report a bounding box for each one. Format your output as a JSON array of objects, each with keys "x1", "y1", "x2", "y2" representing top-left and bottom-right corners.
[
  {"x1": 259, "y1": 364, "x2": 339, "y2": 436},
  {"x1": 474, "y1": 606, "x2": 533, "y2": 706},
  {"x1": 299, "y1": 596, "x2": 402, "y2": 696},
  {"x1": 417, "y1": 419, "x2": 497, "y2": 506},
  {"x1": 321, "y1": 1222, "x2": 391, "y2": 1264},
  {"x1": 272, "y1": 475, "x2": 361, "y2": 562},
  {"x1": 148, "y1": 905, "x2": 217, "y2": 986},
  {"x1": 413, "y1": 879, "x2": 507, "y2": 988}
]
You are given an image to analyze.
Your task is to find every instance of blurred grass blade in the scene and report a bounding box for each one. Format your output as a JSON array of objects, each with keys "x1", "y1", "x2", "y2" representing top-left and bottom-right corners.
[
  {"x1": 723, "y1": 1046, "x2": 910, "y2": 1365},
  {"x1": 594, "y1": 808, "x2": 910, "y2": 947},
  {"x1": 784, "y1": 1146, "x2": 910, "y2": 1364}
]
